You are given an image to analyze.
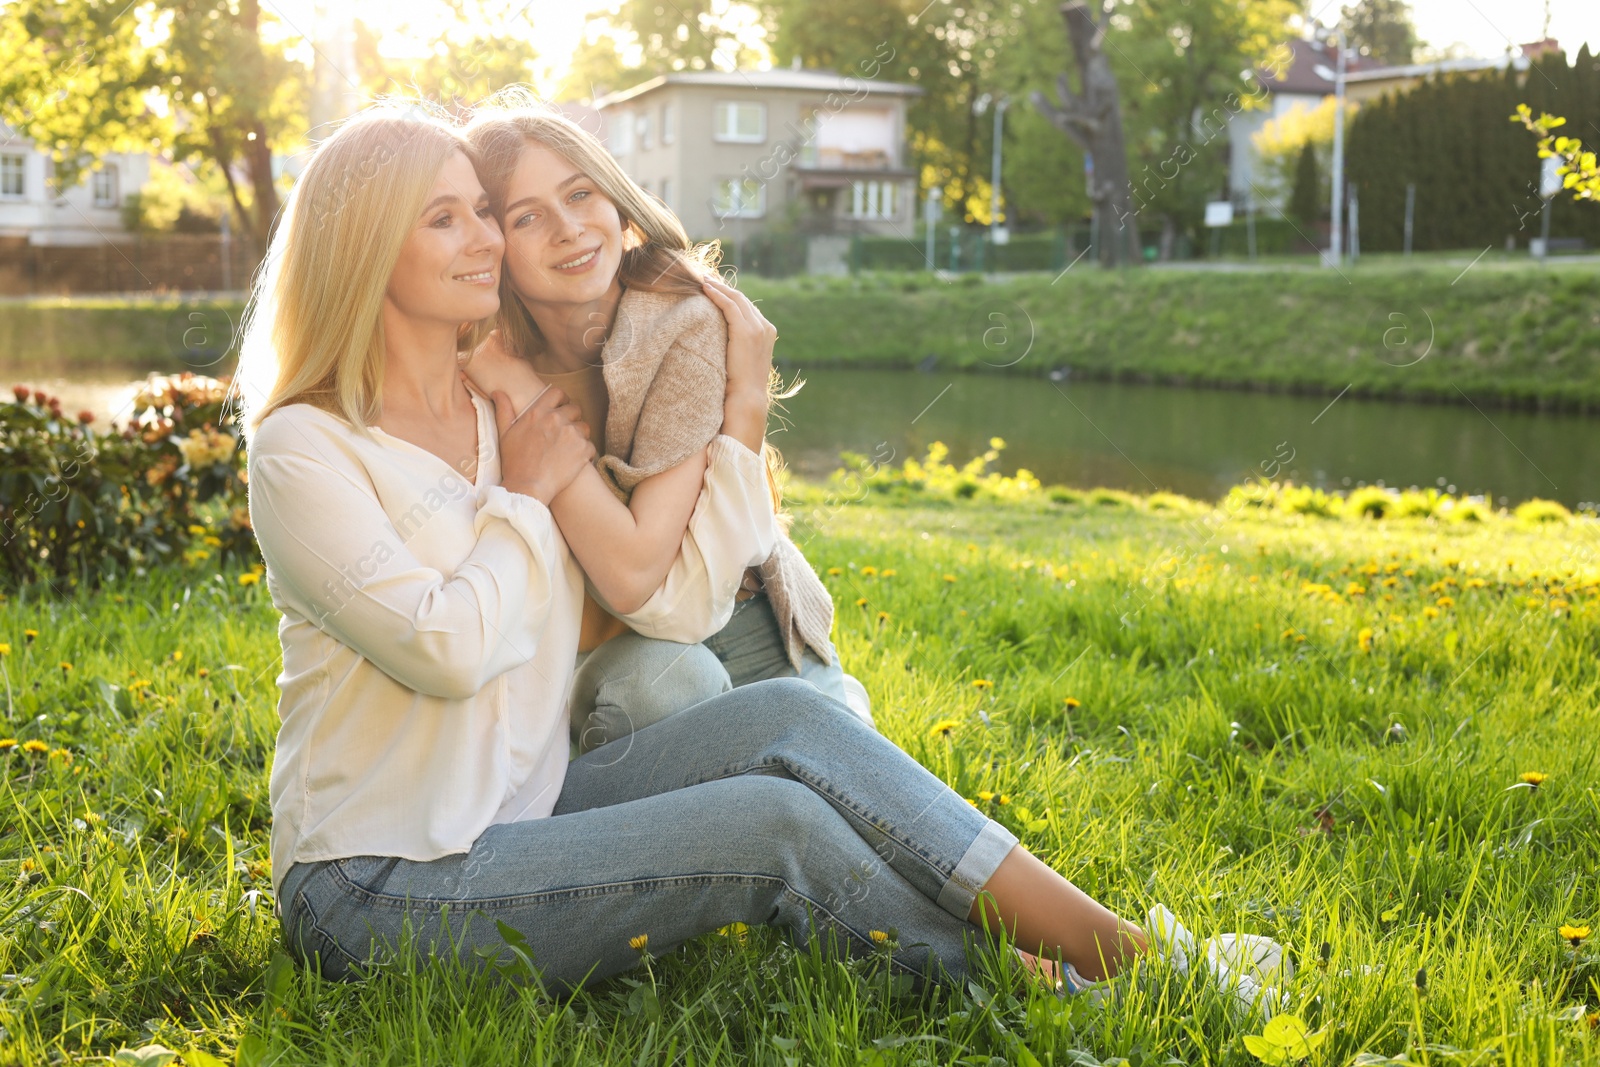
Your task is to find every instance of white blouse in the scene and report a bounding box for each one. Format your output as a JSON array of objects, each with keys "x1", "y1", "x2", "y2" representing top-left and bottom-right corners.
[{"x1": 246, "y1": 392, "x2": 779, "y2": 903}]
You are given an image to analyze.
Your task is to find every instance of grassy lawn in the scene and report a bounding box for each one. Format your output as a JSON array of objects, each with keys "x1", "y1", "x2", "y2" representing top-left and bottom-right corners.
[
  {"x1": 0, "y1": 481, "x2": 1597, "y2": 1064},
  {"x1": 7, "y1": 259, "x2": 1600, "y2": 411}
]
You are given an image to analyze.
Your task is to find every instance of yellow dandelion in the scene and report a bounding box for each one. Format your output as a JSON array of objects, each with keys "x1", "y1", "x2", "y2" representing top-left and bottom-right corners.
[
  {"x1": 996, "y1": 793, "x2": 1010, "y2": 805},
  {"x1": 978, "y1": 790, "x2": 995, "y2": 802},
  {"x1": 972, "y1": 679, "x2": 993, "y2": 690},
  {"x1": 1560, "y1": 924, "x2": 1590, "y2": 946},
  {"x1": 21, "y1": 740, "x2": 49, "y2": 755},
  {"x1": 826, "y1": 567, "x2": 842, "y2": 577},
  {"x1": 869, "y1": 929, "x2": 890, "y2": 944},
  {"x1": 1422, "y1": 606, "x2": 1440, "y2": 619},
  {"x1": 0, "y1": 739, "x2": 16, "y2": 750},
  {"x1": 877, "y1": 611, "x2": 890, "y2": 622},
  {"x1": 58, "y1": 662, "x2": 72, "y2": 673},
  {"x1": 881, "y1": 569, "x2": 897, "y2": 578},
  {"x1": 943, "y1": 574, "x2": 957, "y2": 583},
  {"x1": 1381, "y1": 576, "x2": 1400, "y2": 588},
  {"x1": 855, "y1": 597, "x2": 869, "y2": 608},
  {"x1": 1520, "y1": 771, "x2": 1548, "y2": 787},
  {"x1": 238, "y1": 572, "x2": 261, "y2": 586},
  {"x1": 1436, "y1": 596, "x2": 1455, "y2": 609},
  {"x1": 47, "y1": 748, "x2": 71, "y2": 765},
  {"x1": 1358, "y1": 628, "x2": 1374, "y2": 653},
  {"x1": 1281, "y1": 627, "x2": 1298, "y2": 640},
  {"x1": 197, "y1": 667, "x2": 209, "y2": 678},
  {"x1": 24, "y1": 630, "x2": 37, "y2": 643},
  {"x1": 1063, "y1": 697, "x2": 1082, "y2": 710},
  {"x1": 1346, "y1": 583, "x2": 1367, "y2": 597},
  {"x1": 989, "y1": 437, "x2": 1006, "y2": 450},
  {"x1": 929, "y1": 718, "x2": 962, "y2": 739},
  {"x1": 862, "y1": 566, "x2": 879, "y2": 577},
  {"x1": 170, "y1": 650, "x2": 182, "y2": 661},
  {"x1": 629, "y1": 933, "x2": 649, "y2": 952},
  {"x1": 0, "y1": 643, "x2": 8, "y2": 656},
  {"x1": 718, "y1": 921, "x2": 748, "y2": 939}
]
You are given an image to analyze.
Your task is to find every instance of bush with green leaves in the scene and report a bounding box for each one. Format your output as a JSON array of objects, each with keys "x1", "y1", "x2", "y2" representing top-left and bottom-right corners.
[{"x1": 0, "y1": 374, "x2": 255, "y2": 593}]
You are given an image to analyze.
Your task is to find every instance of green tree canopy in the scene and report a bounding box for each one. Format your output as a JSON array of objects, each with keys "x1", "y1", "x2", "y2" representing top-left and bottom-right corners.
[
  {"x1": 1338, "y1": 0, "x2": 1419, "y2": 66},
  {"x1": 0, "y1": 0, "x2": 307, "y2": 250}
]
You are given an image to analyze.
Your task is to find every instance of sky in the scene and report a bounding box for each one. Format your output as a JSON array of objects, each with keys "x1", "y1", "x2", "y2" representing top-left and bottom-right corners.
[{"x1": 268, "y1": 0, "x2": 1600, "y2": 101}]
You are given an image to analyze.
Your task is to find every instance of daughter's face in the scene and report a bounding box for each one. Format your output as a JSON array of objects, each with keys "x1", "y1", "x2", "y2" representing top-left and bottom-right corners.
[
  {"x1": 385, "y1": 150, "x2": 504, "y2": 327},
  {"x1": 499, "y1": 140, "x2": 625, "y2": 310}
]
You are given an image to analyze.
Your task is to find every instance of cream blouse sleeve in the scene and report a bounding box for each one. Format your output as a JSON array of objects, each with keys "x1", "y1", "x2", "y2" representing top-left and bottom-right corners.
[
  {"x1": 602, "y1": 434, "x2": 778, "y2": 644},
  {"x1": 248, "y1": 449, "x2": 563, "y2": 702}
]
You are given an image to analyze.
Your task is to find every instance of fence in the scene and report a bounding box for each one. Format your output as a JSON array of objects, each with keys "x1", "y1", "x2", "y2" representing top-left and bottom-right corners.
[{"x1": 0, "y1": 234, "x2": 261, "y2": 296}]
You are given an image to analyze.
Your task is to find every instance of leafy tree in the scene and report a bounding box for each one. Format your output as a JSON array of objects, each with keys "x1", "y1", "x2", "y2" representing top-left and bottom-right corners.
[
  {"x1": 1113, "y1": 0, "x2": 1300, "y2": 257},
  {"x1": 354, "y1": 1, "x2": 541, "y2": 109},
  {"x1": 1288, "y1": 142, "x2": 1322, "y2": 224},
  {"x1": 605, "y1": 0, "x2": 767, "y2": 74},
  {"x1": 1252, "y1": 96, "x2": 1355, "y2": 204},
  {"x1": 0, "y1": 0, "x2": 307, "y2": 251},
  {"x1": 1338, "y1": 0, "x2": 1418, "y2": 66}
]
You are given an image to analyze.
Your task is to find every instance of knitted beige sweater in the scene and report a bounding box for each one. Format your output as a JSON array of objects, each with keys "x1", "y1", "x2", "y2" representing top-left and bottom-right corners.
[{"x1": 596, "y1": 286, "x2": 835, "y2": 671}]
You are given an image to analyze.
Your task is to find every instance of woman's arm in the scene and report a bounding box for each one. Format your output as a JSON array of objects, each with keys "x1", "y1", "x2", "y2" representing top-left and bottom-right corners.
[
  {"x1": 461, "y1": 276, "x2": 777, "y2": 614},
  {"x1": 248, "y1": 425, "x2": 564, "y2": 701}
]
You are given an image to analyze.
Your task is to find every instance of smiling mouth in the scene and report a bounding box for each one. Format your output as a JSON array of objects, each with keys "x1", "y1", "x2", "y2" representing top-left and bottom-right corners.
[
  {"x1": 554, "y1": 248, "x2": 599, "y2": 270},
  {"x1": 454, "y1": 270, "x2": 496, "y2": 283}
]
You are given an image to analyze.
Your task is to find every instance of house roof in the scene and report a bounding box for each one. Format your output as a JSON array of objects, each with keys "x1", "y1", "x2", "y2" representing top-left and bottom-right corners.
[
  {"x1": 596, "y1": 69, "x2": 922, "y2": 109},
  {"x1": 1258, "y1": 36, "x2": 1541, "y2": 96}
]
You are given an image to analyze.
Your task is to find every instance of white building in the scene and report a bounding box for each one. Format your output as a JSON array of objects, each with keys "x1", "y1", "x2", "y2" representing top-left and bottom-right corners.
[{"x1": 0, "y1": 125, "x2": 150, "y2": 246}]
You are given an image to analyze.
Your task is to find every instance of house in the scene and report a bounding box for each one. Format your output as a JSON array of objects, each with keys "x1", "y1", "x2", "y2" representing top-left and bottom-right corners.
[
  {"x1": 1226, "y1": 38, "x2": 1539, "y2": 209},
  {"x1": 0, "y1": 124, "x2": 150, "y2": 245},
  {"x1": 594, "y1": 68, "x2": 922, "y2": 241}
]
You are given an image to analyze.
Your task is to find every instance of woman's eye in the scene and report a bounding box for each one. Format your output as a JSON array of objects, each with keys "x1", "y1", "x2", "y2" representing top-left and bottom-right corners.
[
  {"x1": 515, "y1": 212, "x2": 538, "y2": 228},
  {"x1": 432, "y1": 213, "x2": 452, "y2": 228},
  {"x1": 570, "y1": 190, "x2": 589, "y2": 203}
]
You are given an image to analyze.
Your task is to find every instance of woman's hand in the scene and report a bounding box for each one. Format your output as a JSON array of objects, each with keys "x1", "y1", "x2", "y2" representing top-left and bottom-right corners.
[
  {"x1": 701, "y1": 272, "x2": 773, "y2": 453},
  {"x1": 462, "y1": 329, "x2": 548, "y2": 416},
  {"x1": 492, "y1": 385, "x2": 595, "y2": 506}
]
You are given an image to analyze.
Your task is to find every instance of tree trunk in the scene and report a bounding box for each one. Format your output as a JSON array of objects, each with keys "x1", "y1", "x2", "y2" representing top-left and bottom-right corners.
[{"x1": 1031, "y1": 1, "x2": 1136, "y2": 268}]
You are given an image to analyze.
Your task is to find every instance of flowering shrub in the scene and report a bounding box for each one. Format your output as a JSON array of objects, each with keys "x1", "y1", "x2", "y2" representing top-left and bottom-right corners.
[
  {"x1": 0, "y1": 373, "x2": 255, "y2": 591},
  {"x1": 831, "y1": 438, "x2": 1042, "y2": 503}
]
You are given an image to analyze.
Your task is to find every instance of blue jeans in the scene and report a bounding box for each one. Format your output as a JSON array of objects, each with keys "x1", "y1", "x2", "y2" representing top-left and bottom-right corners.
[
  {"x1": 276, "y1": 679, "x2": 1018, "y2": 989},
  {"x1": 570, "y1": 592, "x2": 852, "y2": 753}
]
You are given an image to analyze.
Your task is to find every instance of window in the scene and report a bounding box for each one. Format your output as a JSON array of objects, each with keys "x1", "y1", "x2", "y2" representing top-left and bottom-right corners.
[
  {"x1": 92, "y1": 163, "x2": 119, "y2": 208},
  {"x1": 637, "y1": 112, "x2": 652, "y2": 151},
  {"x1": 0, "y1": 154, "x2": 24, "y2": 198},
  {"x1": 713, "y1": 102, "x2": 765, "y2": 143},
  {"x1": 849, "y1": 180, "x2": 897, "y2": 220},
  {"x1": 712, "y1": 178, "x2": 765, "y2": 218},
  {"x1": 659, "y1": 177, "x2": 672, "y2": 209},
  {"x1": 661, "y1": 104, "x2": 675, "y2": 145},
  {"x1": 608, "y1": 112, "x2": 633, "y2": 156}
]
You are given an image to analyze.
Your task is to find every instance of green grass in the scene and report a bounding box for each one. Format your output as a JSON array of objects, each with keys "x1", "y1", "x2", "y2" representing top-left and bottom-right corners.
[
  {"x1": 1, "y1": 484, "x2": 1598, "y2": 1064},
  {"x1": 7, "y1": 258, "x2": 1600, "y2": 411}
]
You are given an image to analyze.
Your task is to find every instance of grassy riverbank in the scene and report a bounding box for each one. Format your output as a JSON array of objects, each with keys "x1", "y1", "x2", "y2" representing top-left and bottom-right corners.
[
  {"x1": 0, "y1": 474, "x2": 1596, "y2": 1064},
  {"x1": 5, "y1": 258, "x2": 1600, "y2": 411}
]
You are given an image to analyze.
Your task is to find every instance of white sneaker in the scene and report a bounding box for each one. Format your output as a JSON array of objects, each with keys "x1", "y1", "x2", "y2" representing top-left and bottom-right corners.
[
  {"x1": 1146, "y1": 904, "x2": 1292, "y2": 1019},
  {"x1": 839, "y1": 673, "x2": 875, "y2": 728}
]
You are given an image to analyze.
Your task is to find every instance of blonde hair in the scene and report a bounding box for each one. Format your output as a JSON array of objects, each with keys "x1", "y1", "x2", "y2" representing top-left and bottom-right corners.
[
  {"x1": 463, "y1": 86, "x2": 723, "y2": 361},
  {"x1": 231, "y1": 100, "x2": 476, "y2": 445}
]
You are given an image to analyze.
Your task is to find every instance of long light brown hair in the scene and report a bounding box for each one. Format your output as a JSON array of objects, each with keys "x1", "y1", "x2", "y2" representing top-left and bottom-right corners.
[
  {"x1": 465, "y1": 88, "x2": 792, "y2": 515},
  {"x1": 464, "y1": 86, "x2": 722, "y2": 362},
  {"x1": 232, "y1": 100, "x2": 475, "y2": 444}
]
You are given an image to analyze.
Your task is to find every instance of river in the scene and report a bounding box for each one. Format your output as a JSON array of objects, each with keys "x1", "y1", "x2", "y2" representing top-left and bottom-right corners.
[{"x1": 11, "y1": 364, "x2": 1596, "y2": 509}]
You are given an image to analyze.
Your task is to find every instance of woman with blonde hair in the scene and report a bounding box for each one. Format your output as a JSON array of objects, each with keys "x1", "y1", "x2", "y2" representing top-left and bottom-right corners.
[
  {"x1": 458, "y1": 89, "x2": 869, "y2": 754},
  {"x1": 236, "y1": 99, "x2": 1288, "y2": 1012}
]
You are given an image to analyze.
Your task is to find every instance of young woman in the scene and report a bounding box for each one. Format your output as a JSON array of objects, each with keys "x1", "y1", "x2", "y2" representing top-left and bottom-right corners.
[
  {"x1": 457, "y1": 92, "x2": 869, "y2": 755},
  {"x1": 235, "y1": 101, "x2": 1287, "y2": 1013}
]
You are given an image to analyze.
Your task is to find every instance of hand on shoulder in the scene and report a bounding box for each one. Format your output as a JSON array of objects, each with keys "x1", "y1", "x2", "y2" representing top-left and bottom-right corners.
[{"x1": 462, "y1": 329, "x2": 548, "y2": 407}]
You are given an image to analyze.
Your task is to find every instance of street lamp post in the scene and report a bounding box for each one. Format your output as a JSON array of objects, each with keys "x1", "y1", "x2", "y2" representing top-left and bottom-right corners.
[
  {"x1": 974, "y1": 93, "x2": 1010, "y2": 247},
  {"x1": 1328, "y1": 32, "x2": 1347, "y2": 268}
]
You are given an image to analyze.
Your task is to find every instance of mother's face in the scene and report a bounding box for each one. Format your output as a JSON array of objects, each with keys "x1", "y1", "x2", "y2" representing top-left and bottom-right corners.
[
  {"x1": 499, "y1": 140, "x2": 625, "y2": 309},
  {"x1": 385, "y1": 150, "x2": 505, "y2": 327}
]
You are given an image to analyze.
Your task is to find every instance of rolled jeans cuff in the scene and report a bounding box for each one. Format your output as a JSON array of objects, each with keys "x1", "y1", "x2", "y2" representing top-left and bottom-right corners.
[{"x1": 935, "y1": 819, "x2": 1019, "y2": 920}]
